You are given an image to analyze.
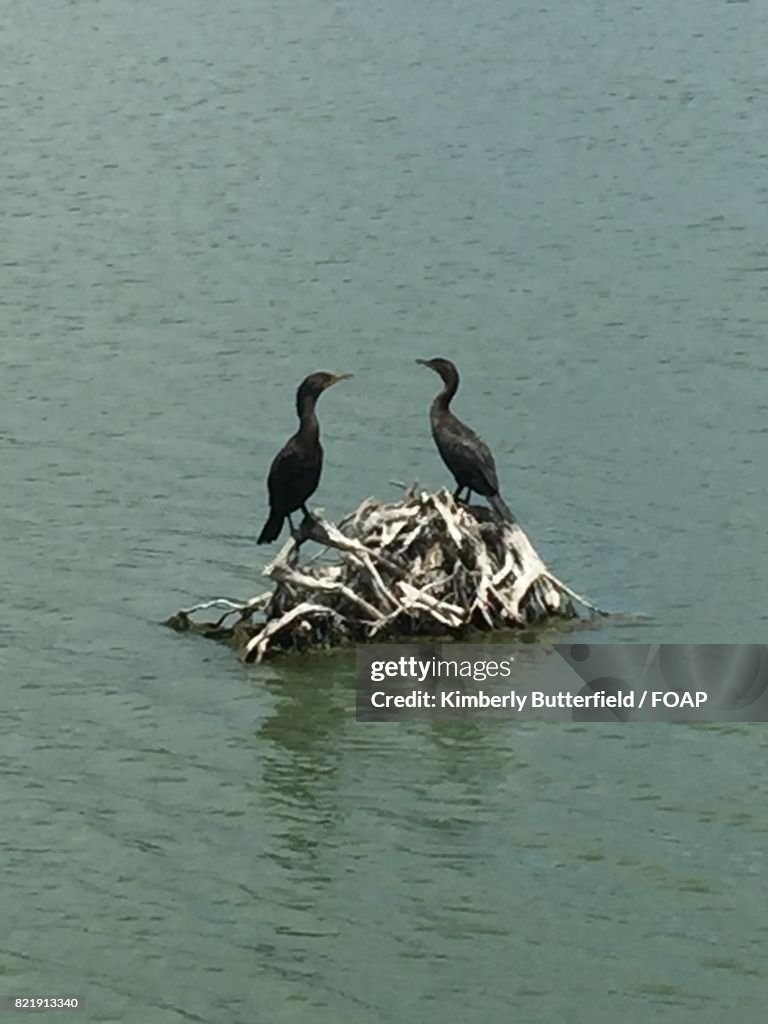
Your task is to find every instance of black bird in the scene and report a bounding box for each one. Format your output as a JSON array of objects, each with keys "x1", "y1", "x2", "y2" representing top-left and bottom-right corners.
[
  {"x1": 416, "y1": 357, "x2": 514, "y2": 522},
  {"x1": 257, "y1": 371, "x2": 353, "y2": 544}
]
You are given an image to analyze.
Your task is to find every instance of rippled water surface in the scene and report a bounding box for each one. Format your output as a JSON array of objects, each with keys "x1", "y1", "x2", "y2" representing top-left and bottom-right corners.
[{"x1": 2, "y1": 0, "x2": 768, "y2": 1020}]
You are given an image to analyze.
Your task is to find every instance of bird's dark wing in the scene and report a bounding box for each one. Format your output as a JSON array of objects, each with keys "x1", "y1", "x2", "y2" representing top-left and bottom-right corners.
[
  {"x1": 432, "y1": 412, "x2": 500, "y2": 496},
  {"x1": 266, "y1": 434, "x2": 323, "y2": 514}
]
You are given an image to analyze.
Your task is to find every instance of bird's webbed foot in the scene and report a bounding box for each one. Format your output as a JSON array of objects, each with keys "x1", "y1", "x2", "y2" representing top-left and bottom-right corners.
[
  {"x1": 288, "y1": 515, "x2": 307, "y2": 545},
  {"x1": 289, "y1": 511, "x2": 321, "y2": 549}
]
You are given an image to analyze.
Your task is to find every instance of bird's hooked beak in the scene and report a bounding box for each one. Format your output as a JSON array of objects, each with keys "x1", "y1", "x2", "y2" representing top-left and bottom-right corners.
[
  {"x1": 415, "y1": 358, "x2": 433, "y2": 370},
  {"x1": 325, "y1": 373, "x2": 354, "y2": 388}
]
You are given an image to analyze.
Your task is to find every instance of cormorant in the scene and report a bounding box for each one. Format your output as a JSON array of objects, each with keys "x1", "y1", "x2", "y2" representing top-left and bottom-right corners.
[
  {"x1": 257, "y1": 371, "x2": 353, "y2": 544},
  {"x1": 416, "y1": 357, "x2": 514, "y2": 522}
]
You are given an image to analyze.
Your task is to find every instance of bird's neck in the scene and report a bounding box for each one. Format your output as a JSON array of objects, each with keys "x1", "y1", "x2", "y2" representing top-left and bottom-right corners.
[
  {"x1": 296, "y1": 396, "x2": 320, "y2": 443},
  {"x1": 431, "y1": 374, "x2": 458, "y2": 414}
]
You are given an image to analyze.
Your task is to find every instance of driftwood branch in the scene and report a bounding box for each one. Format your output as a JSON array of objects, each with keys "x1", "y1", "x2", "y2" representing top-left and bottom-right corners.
[{"x1": 166, "y1": 488, "x2": 605, "y2": 662}]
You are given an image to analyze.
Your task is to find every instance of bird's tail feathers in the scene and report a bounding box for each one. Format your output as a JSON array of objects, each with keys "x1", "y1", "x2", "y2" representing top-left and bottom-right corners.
[
  {"x1": 257, "y1": 509, "x2": 284, "y2": 544},
  {"x1": 490, "y1": 493, "x2": 516, "y2": 523}
]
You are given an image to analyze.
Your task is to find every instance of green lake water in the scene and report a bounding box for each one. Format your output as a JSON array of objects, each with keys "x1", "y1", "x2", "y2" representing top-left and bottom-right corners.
[{"x1": 2, "y1": 0, "x2": 767, "y2": 1020}]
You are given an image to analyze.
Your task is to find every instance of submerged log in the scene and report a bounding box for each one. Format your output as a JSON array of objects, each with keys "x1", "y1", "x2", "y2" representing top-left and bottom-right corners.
[{"x1": 166, "y1": 486, "x2": 604, "y2": 663}]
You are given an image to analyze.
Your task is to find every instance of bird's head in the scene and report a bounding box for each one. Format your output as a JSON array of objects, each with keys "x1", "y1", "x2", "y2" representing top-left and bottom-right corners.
[
  {"x1": 296, "y1": 371, "x2": 353, "y2": 413},
  {"x1": 416, "y1": 357, "x2": 459, "y2": 387}
]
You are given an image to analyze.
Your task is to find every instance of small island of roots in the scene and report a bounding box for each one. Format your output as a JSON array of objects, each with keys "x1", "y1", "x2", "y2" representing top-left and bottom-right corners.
[{"x1": 166, "y1": 486, "x2": 604, "y2": 663}]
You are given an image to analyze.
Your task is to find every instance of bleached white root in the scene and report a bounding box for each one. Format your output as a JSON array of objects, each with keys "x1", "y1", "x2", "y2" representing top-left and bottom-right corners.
[{"x1": 168, "y1": 487, "x2": 605, "y2": 662}]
